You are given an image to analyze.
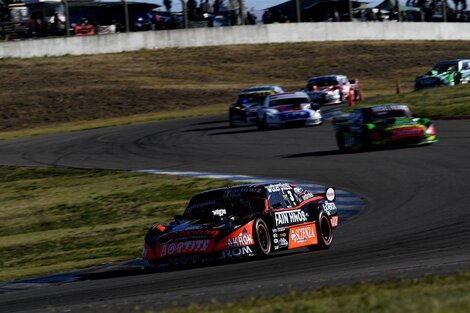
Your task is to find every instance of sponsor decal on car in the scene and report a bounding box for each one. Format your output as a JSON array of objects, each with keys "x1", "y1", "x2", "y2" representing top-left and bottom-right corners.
[
  {"x1": 212, "y1": 209, "x2": 227, "y2": 217},
  {"x1": 274, "y1": 209, "x2": 308, "y2": 226},
  {"x1": 227, "y1": 229, "x2": 254, "y2": 249},
  {"x1": 301, "y1": 192, "x2": 314, "y2": 201},
  {"x1": 279, "y1": 111, "x2": 310, "y2": 121},
  {"x1": 266, "y1": 183, "x2": 292, "y2": 193},
  {"x1": 278, "y1": 237, "x2": 288, "y2": 247},
  {"x1": 322, "y1": 202, "x2": 337, "y2": 214},
  {"x1": 331, "y1": 216, "x2": 339, "y2": 227},
  {"x1": 289, "y1": 223, "x2": 317, "y2": 248},
  {"x1": 157, "y1": 239, "x2": 214, "y2": 257},
  {"x1": 169, "y1": 254, "x2": 203, "y2": 265},
  {"x1": 223, "y1": 186, "x2": 263, "y2": 198},
  {"x1": 221, "y1": 246, "x2": 253, "y2": 259},
  {"x1": 158, "y1": 230, "x2": 219, "y2": 243}
]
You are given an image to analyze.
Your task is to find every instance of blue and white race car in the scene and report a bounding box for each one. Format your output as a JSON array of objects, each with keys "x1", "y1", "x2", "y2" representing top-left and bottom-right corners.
[
  {"x1": 229, "y1": 85, "x2": 284, "y2": 127},
  {"x1": 256, "y1": 92, "x2": 323, "y2": 130}
]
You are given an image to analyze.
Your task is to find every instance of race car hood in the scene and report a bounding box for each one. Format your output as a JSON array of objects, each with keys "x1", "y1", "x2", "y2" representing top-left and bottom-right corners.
[
  {"x1": 383, "y1": 119, "x2": 426, "y2": 139},
  {"x1": 415, "y1": 71, "x2": 450, "y2": 85},
  {"x1": 143, "y1": 216, "x2": 255, "y2": 260}
]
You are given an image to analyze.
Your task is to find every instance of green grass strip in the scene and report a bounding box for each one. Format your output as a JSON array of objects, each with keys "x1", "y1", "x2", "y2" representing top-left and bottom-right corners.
[
  {"x1": 161, "y1": 273, "x2": 470, "y2": 313},
  {"x1": 0, "y1": 166, "x2": 231, "y2": 281}
]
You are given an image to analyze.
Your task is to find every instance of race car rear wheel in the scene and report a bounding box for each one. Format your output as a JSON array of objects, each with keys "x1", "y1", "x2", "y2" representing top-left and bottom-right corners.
[
  {"x1": 257, "y1": 115, "x2": 268, "y2": 130},
  {"x1": 336, "y1": 131, "x2": 347, "y2": 151},
  {"x1": 253, "y1": 218, "x2": 272, "y2": 256},
  {"x1": 308, "y1": 211, "x2": 333, "y2": 251}
]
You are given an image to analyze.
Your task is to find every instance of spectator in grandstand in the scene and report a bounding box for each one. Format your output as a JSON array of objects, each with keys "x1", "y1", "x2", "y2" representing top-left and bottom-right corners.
[
  {"x1": 262, "y1": 9, "x2": 273, "y2": 24},
  {"x1": 50, "y1": 13, "x2": 64, "y2": 36},
  {"x1": 246, "y1": 8, "x2": 256, "y2": 25}
]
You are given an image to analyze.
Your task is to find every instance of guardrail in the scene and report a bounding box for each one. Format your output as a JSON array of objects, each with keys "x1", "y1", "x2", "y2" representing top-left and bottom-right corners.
[{"x1": 1, "y1": 22, "x2": 470, "y2": 59}]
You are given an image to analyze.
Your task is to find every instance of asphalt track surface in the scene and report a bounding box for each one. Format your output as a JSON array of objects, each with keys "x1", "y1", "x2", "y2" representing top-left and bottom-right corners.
[{"x1": 0, "y1": 114, "x2": 469, "y2": 312}]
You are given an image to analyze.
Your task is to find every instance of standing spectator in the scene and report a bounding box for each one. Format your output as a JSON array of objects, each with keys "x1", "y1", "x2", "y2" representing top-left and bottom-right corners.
[
  {"x1": 333, "y1": 7, "x2": 340, "y2": 21},
  {"x1": 187, "y1": 0, "x2": 197, "y2": 20},
  {"x1": 246, "y1": 7, "x2": 256, "y2": 25},
  {"x1": 50, "y1": 13, "x2": 64, "y2": 35},
  {"x1": 229, "y1": 0, "x2": 239, "y2": 25},
  {"x1": 163, "y1": 0, "x2": 172, "y2": 12},
  {"x1": 213, "y1": 0, "x2": 222, "y2": 15},
  {"x1": 262, "y1": 9, "x2": 272, "y2": 24}
]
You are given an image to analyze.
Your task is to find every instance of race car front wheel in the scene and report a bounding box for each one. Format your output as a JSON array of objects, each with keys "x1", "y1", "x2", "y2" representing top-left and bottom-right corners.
[
  {"x1": 253, "y1": 218, "x2": 272, "y2": 256},
  {"x1": 308, "y1": 211, "x2": 333, "y2": 251}
]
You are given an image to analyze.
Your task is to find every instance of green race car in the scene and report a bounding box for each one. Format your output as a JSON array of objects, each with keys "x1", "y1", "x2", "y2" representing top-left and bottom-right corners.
[
  {"x1": 414, "y1": 59, "x2": 470, "y2": 91},
  {"x1": 334, "y1": 104, "x2": 437, "y2": 150}
]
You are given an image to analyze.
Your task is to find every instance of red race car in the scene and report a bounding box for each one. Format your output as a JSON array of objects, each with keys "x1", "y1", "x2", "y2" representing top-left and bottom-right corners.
[
  {"x1": 143, "y1": 183, "x2": 338, "y2": 268},
  {"x1": 306, "y1": 75, "x2": 361, "y2": 105}
]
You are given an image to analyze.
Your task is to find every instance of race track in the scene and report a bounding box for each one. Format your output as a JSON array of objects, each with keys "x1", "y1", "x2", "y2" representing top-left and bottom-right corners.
[{"x1": 0, "y1": 114, "x2": 469, "y2": 312}]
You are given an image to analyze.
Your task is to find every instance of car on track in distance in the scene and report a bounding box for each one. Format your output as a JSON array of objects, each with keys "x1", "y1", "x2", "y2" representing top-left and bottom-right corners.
[
  {"x1": 229, "y1": 85, "x2": 284, "y2": 127},
  {"x1": 142, "y1": 183, "x2": 338, "y2": 268},
  {"x1": 414, "y1": 59, "x2": 470, "y2": 91},
  {"x1": 256, "y1": 91, "x2": 322, "y2": 130},
  {"x1": 333, "y1": 104, "x2": 437, "y2": 150},
  {"x1": 305, "y1": 75, "x2": 361, "y2": 105}
]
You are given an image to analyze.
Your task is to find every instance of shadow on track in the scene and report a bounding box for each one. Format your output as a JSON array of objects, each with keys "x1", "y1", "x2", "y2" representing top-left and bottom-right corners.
[
  {"x1": 190, "y1": 120, "x2": 228, "y2": 126},
  {"x1": 283, "y1": 144, "x2": 432, "y2": 158},
  {"x1": 78, "y1": 250, "x2": 305, "y2": 281},
  {"x1": 281, "y1": 150, "x2": 348, "y2": 158}
]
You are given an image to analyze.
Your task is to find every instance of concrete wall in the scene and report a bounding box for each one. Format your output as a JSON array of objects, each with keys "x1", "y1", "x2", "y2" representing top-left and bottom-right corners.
[{"x1": 2, "y1": 22, "x2": 470, "y2": 58}]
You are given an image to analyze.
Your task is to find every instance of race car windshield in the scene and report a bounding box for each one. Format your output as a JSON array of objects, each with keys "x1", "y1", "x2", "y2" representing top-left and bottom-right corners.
[
  {"x1": 433, "y1": 62, "x2": 458, "y2": 73},
  {"x1": 184, "y1": 196, "x2": 265, "y2": 221},
  {"x1": 269, "y1": 98, "x2": 310, "y2": 107},
  {"x1": 237, "y1": 93, "x2": 267, "y2": 105},
  {"x1": 307, "y1": 78, "x2": 339, "y2": 87},
  {"x1": 366, "y1": 109, "x2": 411, "y2": 122}
]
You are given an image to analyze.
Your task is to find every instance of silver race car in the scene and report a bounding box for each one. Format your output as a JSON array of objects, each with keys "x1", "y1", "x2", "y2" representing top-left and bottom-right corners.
[{"x1": 257, "y1": 92, "x2": 323, "y2": 130}]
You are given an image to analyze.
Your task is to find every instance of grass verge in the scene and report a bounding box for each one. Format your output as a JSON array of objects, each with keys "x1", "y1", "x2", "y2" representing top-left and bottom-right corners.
[
  {"x1": 0, "y1": 103, "x2": 227, "y2": 140},
  {"x1": 161, "y1": 273, "x2": 470, "y2": 313},
  {"x1": 360, "y1": 84, "x2": 470, "y2": 117},
  {"x1": 0, "y1": 166, "x2": 231, "y2": 281}
]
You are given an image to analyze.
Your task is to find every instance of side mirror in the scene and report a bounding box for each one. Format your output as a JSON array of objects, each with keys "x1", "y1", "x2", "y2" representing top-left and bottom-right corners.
[
  {"x1": 349, "y1": 79, "x2": 357, "y2": 84},
  {"x1": 311, "y1": 103, "x2": 321, "y2": 111},
  {"x1": 174, "y1": 214, "x2": 183, "y2": 221}
]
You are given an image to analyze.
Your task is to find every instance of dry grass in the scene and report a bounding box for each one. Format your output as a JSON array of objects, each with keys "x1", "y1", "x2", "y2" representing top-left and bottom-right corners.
[{"x1": 1, "y1": 41, "x2": 470, "y2": 133}]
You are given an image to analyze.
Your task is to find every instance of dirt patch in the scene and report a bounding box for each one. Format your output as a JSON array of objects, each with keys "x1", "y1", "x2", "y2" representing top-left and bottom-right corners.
[{"x1": 1, "y1": 41, "x2": 470, "y2": 131}]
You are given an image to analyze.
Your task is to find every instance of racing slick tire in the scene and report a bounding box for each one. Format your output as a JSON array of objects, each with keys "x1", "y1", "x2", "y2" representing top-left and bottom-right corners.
[
  {"x1": 358, "y1": 129, "x2": 372, "y2": 151},
  {"x1": 336, "y1": 130, "x2": 348, "y2": 151},
  {"x1": 257, "y1": 115, "x2": 268, "y2": 131},
  {"x1": 229, "y1": 113, "x2": 235, "y2": 127},
  {"x1": 308, "y1": 211, "x2": 333, "y2": 251},
  {"x1": 253, "y1": 218, "x2": 272, "y2": 256}
]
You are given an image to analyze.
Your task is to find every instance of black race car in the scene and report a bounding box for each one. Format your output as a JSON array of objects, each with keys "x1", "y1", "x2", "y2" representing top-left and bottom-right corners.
[
  {"x1": 143, "y1": 183, "x2": 338, "y2": 267},
  {"x1": 229, "y1": 85, "x2": 284, "y2": 127}
]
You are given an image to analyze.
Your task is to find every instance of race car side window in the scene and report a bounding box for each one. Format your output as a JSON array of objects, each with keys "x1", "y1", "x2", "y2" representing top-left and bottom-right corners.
[
  {"x1": 350, "y1": 109, "x2": 363, "y2": 124},
  {"x1": 268, "y1": 192, "x2": 288, "y2": 209}
]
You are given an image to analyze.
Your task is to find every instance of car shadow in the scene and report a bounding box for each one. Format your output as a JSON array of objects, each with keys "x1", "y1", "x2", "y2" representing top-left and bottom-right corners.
[
  {"x1": 184, "y1": 125, "x2": 232, "y2": 132},
  {"x1": 77, "y1": 250, "x2": 306, "y2": 281},
  {"x1": 282, "y1": 144, "x2": 432, "y2": 158},
  {"x1": 190, "y1": 119, "x2": 228, "y2": 126},
  {"x1": 281, "y1": 149, "x2": 350, "y2": 158}
]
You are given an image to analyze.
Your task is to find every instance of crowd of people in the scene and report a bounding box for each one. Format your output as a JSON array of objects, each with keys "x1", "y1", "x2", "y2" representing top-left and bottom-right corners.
[{"x1": 2, "y1": 0, "x2": 470, "y2": 41}]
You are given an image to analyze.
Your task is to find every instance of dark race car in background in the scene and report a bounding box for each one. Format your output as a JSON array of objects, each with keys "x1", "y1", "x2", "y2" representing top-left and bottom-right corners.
[
  {"x1": 414, "y1": 59, "x2": 470, "y2": 91},
  {"x1": 256, "y1": 92, "x2": 323, "y2": 130},
  {"x1": 143, "y1": 183, "x2": 338, "y2": 268},
  {"x1": 229, "y1": 85, "x2": 284, "y2": 127},
  {"x1": 305, "y1": 75, "x2": 362, "y2": 105},
  {"x1": 334, "y1": 104, "x2": 437, "y2": 150}
]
